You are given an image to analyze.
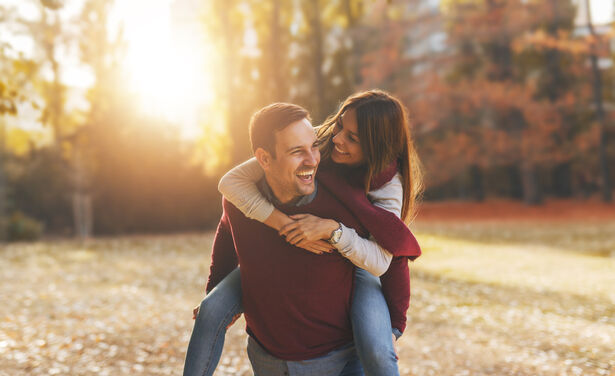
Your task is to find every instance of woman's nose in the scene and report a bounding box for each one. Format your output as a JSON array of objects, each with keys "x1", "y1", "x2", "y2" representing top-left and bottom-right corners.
[{"x1": 332, "y1": 131, "x2": 342, "y2": 144}]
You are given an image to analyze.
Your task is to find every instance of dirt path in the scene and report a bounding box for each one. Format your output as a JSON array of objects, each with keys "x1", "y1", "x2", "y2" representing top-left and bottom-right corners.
[{"x1": 0, "y1": 223, "x2": 613, "y2": 375}]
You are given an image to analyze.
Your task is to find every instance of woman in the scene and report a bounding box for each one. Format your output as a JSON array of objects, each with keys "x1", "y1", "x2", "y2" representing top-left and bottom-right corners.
[{"x1": 184, "y1": 90, "x2": 422, "y2": 376}]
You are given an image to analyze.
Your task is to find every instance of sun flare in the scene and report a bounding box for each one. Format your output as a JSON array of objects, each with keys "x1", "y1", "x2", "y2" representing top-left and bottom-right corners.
[{"x1": 114, "y1": 0, "x2": 214, "y2": 139}]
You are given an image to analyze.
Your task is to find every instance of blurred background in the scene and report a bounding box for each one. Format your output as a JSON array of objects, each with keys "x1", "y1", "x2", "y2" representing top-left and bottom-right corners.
[
  {"x1": 0, "y1": 0, "x2": 614, "y2": 240},
  {"x1": 1, "y1": 1, "x2": 615, "y2": 376}
]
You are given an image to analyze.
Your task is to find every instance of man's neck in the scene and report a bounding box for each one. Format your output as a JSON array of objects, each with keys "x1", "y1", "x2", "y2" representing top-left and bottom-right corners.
[
  {"x1": 265, "y1": 176, "x2": 297, "y2": 205},
  {"x1": 259, "y1": 176, "x2": 317, "y2": 207}
]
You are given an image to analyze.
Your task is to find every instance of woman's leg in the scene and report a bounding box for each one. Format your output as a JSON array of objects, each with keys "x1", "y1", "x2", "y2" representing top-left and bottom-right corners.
[
  {"x1": 351, "y1": 268, "x2": 400, "y2": 376},
  {"x1": 183, "y1": 267, "x2": 243, "y2": 376}
]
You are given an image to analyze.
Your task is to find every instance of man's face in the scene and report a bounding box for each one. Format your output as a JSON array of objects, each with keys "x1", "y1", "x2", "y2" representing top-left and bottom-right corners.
[{"x1": 262, "y1": 118, "x2": 320, "y2": 204}]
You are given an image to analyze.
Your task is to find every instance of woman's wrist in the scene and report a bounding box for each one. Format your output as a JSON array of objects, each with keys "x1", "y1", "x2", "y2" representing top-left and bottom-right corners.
[
  {"x1": 324, "y1": 219, "x2": 341, "y2": 240},
  {"x1": 263, "y1": 209, "x2": 293, "y2": 231}
]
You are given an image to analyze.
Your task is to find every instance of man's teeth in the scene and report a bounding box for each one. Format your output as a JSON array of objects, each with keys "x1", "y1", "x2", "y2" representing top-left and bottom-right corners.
[{"x1": 297, "y1": 170, "x2": 314, "y2": 177}]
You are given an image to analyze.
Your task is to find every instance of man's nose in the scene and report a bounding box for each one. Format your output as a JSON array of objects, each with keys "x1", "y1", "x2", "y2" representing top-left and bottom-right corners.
[{"x1": 305, "y1": 149, "x2": 319, "y2": 166}]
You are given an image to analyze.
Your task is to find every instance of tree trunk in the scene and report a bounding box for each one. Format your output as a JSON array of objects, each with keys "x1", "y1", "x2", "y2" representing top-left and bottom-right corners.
[
  {"x1": 585, "y1": 0, "x2": 612, "y2": 202},
  {"x1": 552, "y1": 162, "x2": 572, "y2": 197},
  {"x1": 309, "y1": 0, "x2": 326, "y2": 122},
  {"x1": 344, "y1": 0, "x2": 361, "y2": 88},
  {"x1": 72, "y1": 146, "x2": 92, "y2": 239},
  {"x1": 521, "y1": 161, "x2": 542, "y2": 205},
  {"x1": 269, "y1": 0, "x2": 283, "y2": 101},
  {"x1": 469, "y1": 164, "x2": 485, "y2": 201},
  {"x1": 73, "y1": 194, "x2": 93, "y2": 240},
  {"x1": 507, "y1": 165, "x2": 523, "y2": 199},
  {"x1": 545, "y1": 0, "x2": 564, "y2": 102},
  {"x1": 0, "y1": 120, "x2": 6, "y2": 241},
  {"x1": 218, "y1": 0, "x2": 245, "y2": 164},
  {"x1": 40, "y1": 8, "x2": 65, "y2": 148}
]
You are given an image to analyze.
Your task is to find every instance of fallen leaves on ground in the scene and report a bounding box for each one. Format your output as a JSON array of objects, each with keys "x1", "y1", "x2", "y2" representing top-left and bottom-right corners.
[{"x1": 0, "y1": 220, "x2": 613, "y2": 375}]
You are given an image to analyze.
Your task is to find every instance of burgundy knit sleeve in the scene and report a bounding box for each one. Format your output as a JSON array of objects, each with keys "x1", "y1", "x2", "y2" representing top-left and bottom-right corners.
[
  {"x1": 380, "y1": 256, "x2": 410, "y2": 334},
  {"x1": 205, "y1": 200, "x2": 239, "y2": 294}
]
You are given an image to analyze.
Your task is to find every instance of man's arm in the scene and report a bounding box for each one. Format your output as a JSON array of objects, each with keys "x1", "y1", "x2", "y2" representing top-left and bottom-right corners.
[
  {"x1": 380, "y1": 256, "x2": 410, "y2": 337},
  {"x1": 205, "y1": 200, "x2": 239, "y2": 294}
]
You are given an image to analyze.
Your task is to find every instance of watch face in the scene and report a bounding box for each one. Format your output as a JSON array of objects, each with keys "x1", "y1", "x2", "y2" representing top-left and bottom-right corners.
[{"x1": 331, "y1": 228, "x2": 342, "y2": 244}]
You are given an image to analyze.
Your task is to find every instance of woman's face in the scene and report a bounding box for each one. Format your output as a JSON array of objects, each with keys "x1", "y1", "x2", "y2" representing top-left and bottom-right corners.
[{"x1": 331, "y1": 109, "x2": 365, "y2": 166}]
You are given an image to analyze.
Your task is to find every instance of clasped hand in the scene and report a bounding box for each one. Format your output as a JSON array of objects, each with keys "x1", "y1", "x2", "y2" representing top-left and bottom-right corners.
[{"x1": 278, "y1": 214, "x2": 340, "y2": 255}]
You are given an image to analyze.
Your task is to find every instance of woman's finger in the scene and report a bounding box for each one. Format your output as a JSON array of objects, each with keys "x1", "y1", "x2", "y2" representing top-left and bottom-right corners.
[
  {"x1": 304, "y1": 242, "x2": 327, "y2": 253},
  {"x1": 296, "y1": 240, "x2": 323, "y2": 254},
  {"x1": 303, "y1": 240, "x2": 334, "y2": 253},
  {"x1": 314, "y1": 240, "x2": 335, "y2": 252}
]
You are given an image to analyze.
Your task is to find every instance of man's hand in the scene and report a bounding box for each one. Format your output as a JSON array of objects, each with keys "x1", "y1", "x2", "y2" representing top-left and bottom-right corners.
[
  {"x1": 226, "y1": 313, "x2": 242, "y2": 329},
  {"x1": 279, "y1": 214, "x2": 339, "y2": 245},
  {"x1": 392, "y1": 333, "x2": 399, "y2": 360},
  {"x1": 192, "y1": 305, "x2": 200, "y2": 320}
]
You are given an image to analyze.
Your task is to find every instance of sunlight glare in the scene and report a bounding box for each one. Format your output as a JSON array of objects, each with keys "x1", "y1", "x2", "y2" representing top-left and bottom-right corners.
[{"x1": 114, "y1": 0, "x2": 214, "y2": 139}]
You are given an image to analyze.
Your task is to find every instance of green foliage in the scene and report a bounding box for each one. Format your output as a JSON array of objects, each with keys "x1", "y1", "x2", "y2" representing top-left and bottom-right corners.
[
  {"x1": 7, "y1": 148, "x2": 73, "y2": 233},
  {"x1": 6, "y1": 211, "x2": 44, "y2": 241}
]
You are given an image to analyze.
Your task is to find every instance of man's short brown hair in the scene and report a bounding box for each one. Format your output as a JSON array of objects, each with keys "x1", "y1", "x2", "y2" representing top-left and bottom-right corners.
[{"x1": 249, "y1": 103, "x2": 311, "y2": 157}]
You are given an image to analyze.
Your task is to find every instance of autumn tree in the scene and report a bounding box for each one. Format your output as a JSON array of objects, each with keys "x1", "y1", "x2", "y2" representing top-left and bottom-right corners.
[
  {"x1": 0, "y1": 4, "x2": 44, "y2": 239},
  {"x1": 403, "y1": 0, "x2": 581, "y2": 204},
  {"x1": 583, "y1": 0, "x2": 612, "y2": 202}
]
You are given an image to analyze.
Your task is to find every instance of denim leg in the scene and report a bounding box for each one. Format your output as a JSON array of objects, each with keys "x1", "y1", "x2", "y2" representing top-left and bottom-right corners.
[
  {"x1": 183, "y1": 267, "x2": 243, "y2": 376},
  {"x1": 338, "y1": 355, "x2": 365, "y2": 376},
  {"x1": 351, "y1": 268, "x2": 400, "y2": 376}
]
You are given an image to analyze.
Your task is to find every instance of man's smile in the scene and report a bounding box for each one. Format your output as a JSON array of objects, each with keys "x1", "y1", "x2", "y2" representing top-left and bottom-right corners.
[{"x1": 296, "y1": 169, "x2": 315, "y2": 183}]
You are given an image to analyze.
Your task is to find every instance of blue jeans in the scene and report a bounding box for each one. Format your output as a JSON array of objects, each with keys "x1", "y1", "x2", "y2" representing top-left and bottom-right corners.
[
  {"x1": 247, "y1": 336, "x2": 364, "y2": 376},
  {"x1": 183, "y1": 268, "x2": 398, "y2": 376},
  {"x1": 183, "y1": 268, "x2": 243, "y2": 376},
  {"x1": 351, "y1": 268, "x2": 400, "y2": 376}
]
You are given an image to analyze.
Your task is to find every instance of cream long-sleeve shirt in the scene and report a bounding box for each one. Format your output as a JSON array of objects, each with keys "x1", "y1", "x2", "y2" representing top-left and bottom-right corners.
[{"x1": 218, "y1": 158, "x2": 402, "y2": 277}]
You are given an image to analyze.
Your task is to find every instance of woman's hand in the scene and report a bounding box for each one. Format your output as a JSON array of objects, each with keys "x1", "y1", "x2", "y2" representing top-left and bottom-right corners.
[
  {"x1": 279, "y1": 214, "x2": 339, "y2": 245},
  {"x1": 295, "y1": 239, "x2": 335, "y2": 255}
]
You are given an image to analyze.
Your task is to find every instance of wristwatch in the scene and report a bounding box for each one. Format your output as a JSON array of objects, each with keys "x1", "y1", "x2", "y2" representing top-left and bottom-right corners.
[{"x1": 328, "y1": 222, "x2": 343, "y2": 245}]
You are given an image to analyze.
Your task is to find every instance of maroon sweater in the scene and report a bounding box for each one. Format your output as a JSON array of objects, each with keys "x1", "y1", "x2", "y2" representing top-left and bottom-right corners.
[
  {"x1": 206, "y1": 183, "x2": 370, "y2": 360},
  {"x1": 317, "y1": 162, "x2": 422, "y2": 333}
]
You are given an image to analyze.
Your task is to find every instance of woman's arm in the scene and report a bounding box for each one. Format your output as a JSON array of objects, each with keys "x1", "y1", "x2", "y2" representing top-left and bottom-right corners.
[
  {"x1": 218, "y1": 158, "x2": 332, "y2": 254},
  {"x1": 218, "y1": 158, "x2": 274, "y2": 223},
  {"x1": 337, "y1": 173, "x2": 403, "y2": 275},
  {"x1": 280, "y1": 174, "x2": 403, "y2": 277}
]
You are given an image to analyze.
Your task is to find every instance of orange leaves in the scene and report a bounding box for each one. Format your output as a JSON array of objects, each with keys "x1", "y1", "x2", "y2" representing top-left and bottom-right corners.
[{"x1": 513, "y1": 29, "x2": 608, "y2": 56}]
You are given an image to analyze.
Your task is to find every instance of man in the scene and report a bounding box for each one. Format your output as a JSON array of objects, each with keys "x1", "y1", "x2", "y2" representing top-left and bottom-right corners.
[{"x1": 202, "y1": 103, "x2": 369, "y2": 375}]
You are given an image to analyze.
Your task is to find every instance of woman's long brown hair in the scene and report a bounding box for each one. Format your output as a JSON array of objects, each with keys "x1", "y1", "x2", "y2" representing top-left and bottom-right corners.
[{"x1": 317, "y1": 90, "x2": 423, "y2": 223}]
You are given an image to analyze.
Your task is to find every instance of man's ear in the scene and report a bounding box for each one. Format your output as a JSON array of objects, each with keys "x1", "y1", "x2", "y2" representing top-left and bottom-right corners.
[{"x1": 254, "y1": 148, "x2": 273, "y2": 170}]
